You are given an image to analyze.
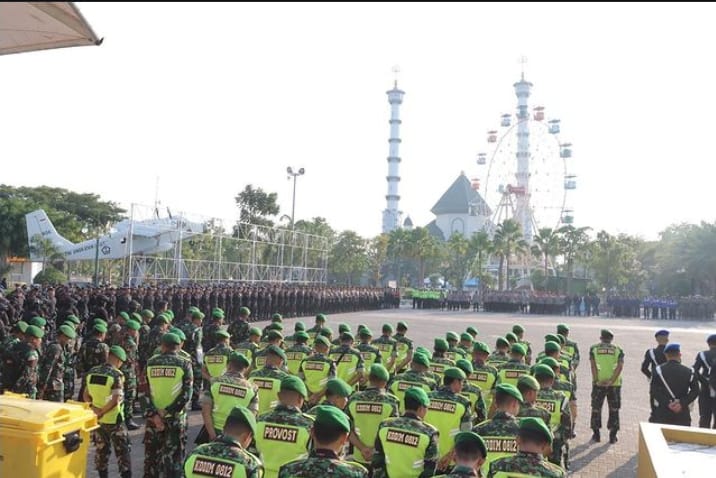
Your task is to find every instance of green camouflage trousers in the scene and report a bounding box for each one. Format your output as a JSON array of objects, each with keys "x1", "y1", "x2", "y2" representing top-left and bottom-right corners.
[
  {"x1": 143, "y1": 414, "x2": 187, "y2": 478},
  {"x1": 93, "y1": 422, "x2": 131, "y2": 474}
]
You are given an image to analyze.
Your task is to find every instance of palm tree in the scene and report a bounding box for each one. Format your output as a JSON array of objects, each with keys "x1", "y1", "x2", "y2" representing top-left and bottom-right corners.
[
  {"x1": 387, "y1": 228, "x2": 411, "y2": 285},
  {"x1": 408, "y1": 227, "x2": 441, "y2": 287},
  {"x1": 531, "y1": 227, "x2": 563, "y2": 290},
  {"x1": 29, "y1": 234, "x2": 65, "y2": 271},
  {"x1": 559, "y1": 225, "x2": 591, "y2": 294},
  {"x1": 445, "y1": 232, "x2": 470, "y2": 289},
  {"x1": 468, "y1": 231, "x2": 492, "y2": 290},
  {"x1": 494, "y1": 219, "x2": 528, "y2": 290}
]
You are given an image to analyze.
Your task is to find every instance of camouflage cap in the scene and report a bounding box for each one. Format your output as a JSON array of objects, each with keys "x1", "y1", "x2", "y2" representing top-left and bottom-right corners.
[
  {"x1": 396, "y1": 321, "x2": 408, "y2": 331},
  {"x1": 110, "y1": 345, "x2": 127, "y2": 362},
  {"x1": 227, "y1": 405, "x2": 257, "y2": 436},
  {"x1": 533, "y1": 364, "x2": 555, "y2": 379},
  {"x1": 434, "y1": 338, "x2": 449, "y2": 352},
  {"x1": 556, "y1": 323, "x2": 569, "y2": 333},
  {"x1": 454, "y1": 431, "x2": 487, "y2": 458},
  {"x1": 405, "y1": 387, "x2": 430, "y2": 407},
  {"x1": 281, "y1": 375, "x2": 308, "y2": 398},
  {"x1": 473, "y1": 342, "x2": 490, "y2": 354},
  {"x1": 455, "y1": 359, "x2": 474, "y2": 375},
  {"x1": 314, "y1": 405, "x2": 351, "y2": 433},
  {"x1": 58, "y1": 324, "x2": 76, "y2": 339},
  {"x1": 520, "y1": 416, "x2": 553, "y2": 445},
  {"x1": 495, "y1": 383, "x2": 523, "y2": 402},
  {"x1": 326, "y1": 378, "x2": 353, "y2": 397},
  {"x1": 601, "y1": 329, "x2": 614, "y2": 339},
  {"x1": 517, "y1": 374, "x2": 540, "y2": 391},
  {"x1": 229, "y1": 351, "x2": 250, "y2": 368},
  {"x1": 369, "y1": 364, "x2": 389, "y2": 382}
]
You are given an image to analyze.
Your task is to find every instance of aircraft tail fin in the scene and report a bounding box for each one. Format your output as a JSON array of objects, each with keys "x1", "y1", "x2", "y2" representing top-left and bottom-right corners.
[{"x1": 25, "y1": 209, "x2": 74, "y2": 259}]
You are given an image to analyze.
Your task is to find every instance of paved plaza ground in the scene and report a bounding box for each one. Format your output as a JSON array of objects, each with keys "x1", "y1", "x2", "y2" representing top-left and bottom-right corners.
[{"x1": 86, "y1": 308, "x2": 716, "y2": 477}]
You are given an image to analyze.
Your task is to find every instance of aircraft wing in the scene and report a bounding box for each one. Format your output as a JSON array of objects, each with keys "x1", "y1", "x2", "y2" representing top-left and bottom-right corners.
[{"x1": 130, "y1": 223, "x2": 177, "y2": 238}]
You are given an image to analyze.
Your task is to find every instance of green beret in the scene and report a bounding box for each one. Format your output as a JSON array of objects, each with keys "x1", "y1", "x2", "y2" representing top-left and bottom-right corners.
[
  {"x1": 161, "y1": 333, "x2": 181, "y2": 345},
  {"x1": 29, "y1": 316, "x2": 46, "y2": 328},
  {"x1": 512, "y1": 324, "x2": 525, "y2": 334},
  {"x1": 473, "y1": 342, "x2": 490, "y2": 354},
  {"x1": 340, "y1": 332, "x2": 354, "y2": 342},
  {"x1": 533, "y1": 364, "x2": 555, "y2": 379},
  {"x1": 382, "y1": 323, "x2": 393, "y2": 333},
  {"x1": 227, "y1": 405, "x2": 257, "y2": 435},
  {"x1": 555, "y1": 334, "x2": 566, "y2": 345},
  {"x1": 125, "y1": 320, "x2": 141, "y2": 331},
  {"x1": 314, "y1": 405, "x2": 351, "y2": 433},
  {"x1": 520, "y1": 417, "x2": 553, "y2": 445},
  {"x1": 267, "y1": 330, "x2": 284, "y2": 342},
  {"x1": 239, "y1": 307, "x2": 250, "y2": 316},
  {"x1": 294, "y1": 331, "x2": 310, "y2": 341},
  {"x1": 66, "y1": 315, "x2": 81, "y2": 325},
  {"x1": 280, "y1": 375, "x2": 308, "y2": 398},
  {"x1": 267, "y1": 323, "x2": 284, "y2": 332},
  {"x1": 359, "y1": 327, "x2": 373, "y2": 337},
  {"x1": 517, "y1": 375, "x2": 540, "y2": 391},
  {"x1": 544, "y1": 334, "x2": 560, "y2": 344},
  {"x1": 62, "y1": 321, "x2": 76, "y2": 330},
  {"x1": 295, "y1": 321, "x2": 306, "y2": 332},
  {"x1": 165, "y1": 310, "x2": 175, "y2": 320},
  {"x1": 155, "y1": 315, "x2": 170, "y2": 324},
  {"x1": 505, "y1": 332, "x2": 518, "y2": 343},
  {"x1": 215, "y1": 329, "x2": 231, "y2": 339},
  {"x1": 119, "y1": 312, "x2": 130, "y2": 321},
  {"x1": 496, "y1": 337, "x2": 509, "y2": 348},
  {"x1": 444, "y1": 367, "x2": 467, "y2": 380},
  {"x1": 58, "y1": 324, "x2": 76, "y2": 339},
  {"x1": 17, "y1": 321, "x2": 29, "y2": 333},
  {"x1": 93, "y1": 318, "x2": 108, "y2": 327},
  {"x1": 544, "y1": 341, "x2": 561, "y2": 354},
  {"x1": 416, "y1": 346, "x2": 431, "y2": 357},
  {"x1": 212, "y1": 309, "x2": 225, "y2": 319},
  {"x1": 188, "y1": 306, "x2": 199, "y2": 314},
  {"x1": 110, "y1": 345, "x2": 127, "y2": 362},
  {"x1": 557, "y1": 323, "x2": 569, "y2": 333},
  {"x1": 25, "y1": 324, "x2": 44, "y2": 338},
  {"x1": 272, "y1": 313, "x2": 283, "y2": 322},
  {"x1": 266, "y1": 344, "x2": 287, "y2": 361},
  {"x1": 315, "y1": 313, "x2": 327, "y2": 322},
  {"x1": 338, "y1": 323, "x2": 350, "y2": 333},
  {"x1": 460, "y1": 333, "x2": 473, "y2": 343},
  {"x1": 131, "y1": 313, "x2": 142, "y2": 322},
  {"x1": 319, "y1": 327, "x2": 333, "y2": 338},
  {"x1": 93, "y1": 324, "x2": 108, "y2": 334},
  {"x1": 539, "y1": 357, "x2": 561, "y2": 369},
  {"x1": 326, "y1": 378, "x2": 353, "y2": 397},
  {"x1": 456, "y1": 359, "x2": 474, "y2": 375},
  {"x1": 249, "y1": 327, "x2": 262, "y2": 337},
  {"x1": 466, "y1": 326, "x2": 479, "y2": 336},
  {"x1": 495, "y1": 383, "x2": 523, "y2": 402},
  {"x1": 446, "y1": 331, "x2": 459, "y2": 342},
  {"x1": 405, "y1": 387, "x2": 430, "y2": 407},
  {"x1": 190, "y1": 309, "x2": 204, "y2": 319},
  {"x1": 369, "y1": 364, "x2": 389, "y2": 382},
  {"x1": 412, "y1": 352, "x2": 431, "y2": 368},
  {"x1": 169, "y1": 327, "x2": 186, "y2": 341},
  {"x1": 314, "y1": 335, "x2": 330, "y2": 348},
  {"x1": 141, "y1": 309, "x2": 155, "y2": 318},
  {"x1": 229, "y1": 351, "x2": 250, "y2": 368},
  {"x1": 511, "y1": 343, "x2": 526, "y2": 356},
  {"x1": 601, "y1": 329, "x2": 614, "y2": 339},
  {"x1": 396, "y1": 321, "x2": 408, "y2": 330},
  {"x1": 434, "y1": 338, "x2": 449, "y2": 352},
  {"x1": 454, "y1": 431, "x2": 487, "y2": 458}
]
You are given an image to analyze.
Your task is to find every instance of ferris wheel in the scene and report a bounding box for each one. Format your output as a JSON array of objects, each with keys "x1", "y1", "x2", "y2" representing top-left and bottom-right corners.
[{"x1": 475, "y1": 83, "x2": 576, "y2": 242}]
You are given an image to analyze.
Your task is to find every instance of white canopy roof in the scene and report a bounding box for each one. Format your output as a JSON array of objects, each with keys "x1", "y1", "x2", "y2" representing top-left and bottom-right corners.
[{"x1": 0, "y1": 2, "x2": 101, "y2": 56}]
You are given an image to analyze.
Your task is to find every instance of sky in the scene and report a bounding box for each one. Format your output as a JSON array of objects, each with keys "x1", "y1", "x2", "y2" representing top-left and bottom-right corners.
[{"x1": 2, "y1": 2, "x2": 715, "y2": 241}]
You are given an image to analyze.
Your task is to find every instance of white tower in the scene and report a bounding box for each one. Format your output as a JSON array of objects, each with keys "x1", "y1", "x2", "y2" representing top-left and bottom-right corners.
[
  {"x1": 382, "y1": 67, "x2": 405, "y2": 234},
  {"x1": 513, "y1": 59, "x2": 533, "y2": 242}
]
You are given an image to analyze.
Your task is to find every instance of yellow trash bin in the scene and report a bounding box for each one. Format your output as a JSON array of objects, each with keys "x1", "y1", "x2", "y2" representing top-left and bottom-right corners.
[{"x1": 0, "y1": 392, "x2": 99, "y2": 477}]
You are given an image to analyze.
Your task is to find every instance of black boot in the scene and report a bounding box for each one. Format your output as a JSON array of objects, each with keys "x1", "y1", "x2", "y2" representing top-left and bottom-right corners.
[
  {"x1": 125, "y1": 417, "x2": 140, "y2": 431},
  {"x1": 609, "y1": 429, "x2": 618, "y2": 444},
  {"x1": 99, "y1": 470, "x2": 109, "y2": 478},
  {"x1": 591, "y1": 430, "x2": 601, "y2": 442},
  {"x1": 121, "y1": 472, "x2": 132, "y2": 478}
]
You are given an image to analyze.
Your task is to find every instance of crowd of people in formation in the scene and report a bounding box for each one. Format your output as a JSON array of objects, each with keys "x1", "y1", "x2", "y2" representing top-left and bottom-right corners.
[
  {"x1": 641, "y1": 329, "x2": 716, "y2": 429},
  {"x1": 607, "y1": 295, "x2": 716, "y2": 321}
]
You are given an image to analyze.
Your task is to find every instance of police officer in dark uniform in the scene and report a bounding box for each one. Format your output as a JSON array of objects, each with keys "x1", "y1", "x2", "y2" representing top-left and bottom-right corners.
[
  {"x1": 649, "y1": 343, "x2": 700, "y2": 426},
  {"x1": 641, "y1": 330, "x2": 669, "y2": 381},
  {"x1": 692, "y1": 334, "x2": 716, "y2": 428}
]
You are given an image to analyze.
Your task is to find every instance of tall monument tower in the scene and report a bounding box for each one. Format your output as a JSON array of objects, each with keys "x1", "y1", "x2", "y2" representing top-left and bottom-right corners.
[
  {"x1": 513, "y1": 57, "x2": 533, "y2": 242},
  {"x1": 382, "y1": 66, "x2": 405, "y2": 234}
]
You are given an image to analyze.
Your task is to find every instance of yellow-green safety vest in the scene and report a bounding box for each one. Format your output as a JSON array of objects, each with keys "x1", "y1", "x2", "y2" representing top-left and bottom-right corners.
[
  {"x1": 394, "y1": 341, "x2": 411, "y2": 369},
  {"x1": 255, "y1": 421, "x2": 311, "y2": 478},
  {"x1": 330, "y1": 350, "x2": 360, "y2": 385},
  {"x1": 373, "y1": 342, "x2": 396, "y2": 371},
  {"x1": 359, "y1": 350, "x2": 379, "y2": 374},
  {"x1": 377, "y1": 422, "x2": 432, "y2": 478},
  {"x1": 497, "y1": 365, "x2": 529, "y2": 388},
  {"x1": 592, "y1": 344, "x2": 623, "y2": 386},
  {"x1": 286, "y1": 351, "x2": 308, "y2": 376},
  {"x1": 424, "y1": 397, "x2": 467, "y2": 460},
  {"x1": 389, "y1": 380, "x2": 432, "y2": 415},
  {"x1": 184, "y1": 452, "x2": 249, "y2": 478},
  {"x1": 480, "y1": 434, "x2": 518, "y2": 476},
  {"x1": 205, "y1": 353, "x2": 229, "y2": 378},
  {"x1": 468, "y1": 370, "x2": 496, "y2": 412},
  {"x1": 301, "y1": 358, "x2": 331, "y2": 395},
  {"x1": 492, "y1": 472, "x2": 544, "y2": 478},
  {"x1": 86, "y1": 370, "x2": 122, "y2": 425},
  {"x1": 210, "y1": 381, "x2": 257, "y2": 432},
  {"x1": 348, "y1": 399, "x2": 397, "y2": 464},
  {"x1": 147, "y1": 362, "x2": 185, "y2": 411},
  {"x1": 249, "y1": 376, "x2": 282, "y2": 415}
]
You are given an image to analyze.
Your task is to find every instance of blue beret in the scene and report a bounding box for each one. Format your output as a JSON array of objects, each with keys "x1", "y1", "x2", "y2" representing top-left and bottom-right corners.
[
  {"x1": 655, "y1": 329, "x2": 669, "y2": 337},
  {"x1": 707, "y1": 334, "x2": 716, "y2": 345},
  {"x1": 664, "y1": 343, "x2": 681, "y2": 354}
]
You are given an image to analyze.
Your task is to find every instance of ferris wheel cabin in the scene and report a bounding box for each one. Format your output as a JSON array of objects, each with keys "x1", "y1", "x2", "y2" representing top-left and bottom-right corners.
[
  {"x1": 533, "y1": 106, "x2": 545, "y2": 121},
  {"x1": 560, "y1": 143, "x2": 572, "y2": 158},
  {"x1": 564, "y1": 175, "x2": 577, "y2": 190},
  {"x1": 500, "y1": 114, "x2": 511, "y2": 127},
  {"x1": 548, "y1": 119, "x2": 561, "y2": 134},
  {"x1": 487, "y1": 130, "x2": 498, "y2": 143},
  {"x1": 561, "y1": 209, "x2": 575, "y2": 224},
  {"x1": 477, "y1": 153, "x2": 487, "y2": 165}
]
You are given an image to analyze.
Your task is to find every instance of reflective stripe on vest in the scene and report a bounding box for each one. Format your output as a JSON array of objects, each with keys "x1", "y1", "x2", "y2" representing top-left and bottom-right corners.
[
  {"x1": 255, "y1": 422, "x2": 310, "y2": 478},
  {"x1": 147, "y1": 364, "x2": 185, "y2": 410},
  {"x1": 378, "y1": 425, "x2": 431, "y2": 478},
  {"x1": 424, "y1": 398, "x2": 467, "y2": 458},
  {"x1": 497, "y1": 367, "x2": 529, "y2": 387},
  {"x1": 205, "y1": 354, "x2": 229, "y2": 378},
  {"x1": 481, "y1": 435, "x2": 518, "y2": 475},
  {"x1": 249, "y1": 376, "x2": 281, "y2": 415},
  {"x1": 211, "y1": 381, "x2": 256, "y2": 432},
  {"x1": 184, "y1": 453, "x2": 248, "y2": 478},
  {"x1": 86, "y1": 372, "x2": 122, "y2": 424}
]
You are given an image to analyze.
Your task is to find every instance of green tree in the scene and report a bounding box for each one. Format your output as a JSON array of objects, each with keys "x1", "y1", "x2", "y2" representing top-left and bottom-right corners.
[
  {"x1": 29, "y1": 234, "x2": 65, "y2": 271},
  {"x1": 443, "y1": 232, "x2": 470, "y2": 289},
  {"x1": 366, "y1": 234, "x2": 389, "y2": 286},
  {"x1": 330, "y1": 231, "x2": 368, "y2": 285},
  {"x1": 408, "y1": 227, "x2": 442, "y2": 286},
  {"x1": 387, "y1": 228, "x2": 411, "y2": 285},
  {"x1": 531, "y1": 227, "x2": 562, "y2": 290},
  {"x1": 33, "y1": 266, "x2": 67, "y2": 285},
  {"x1": 559, "y1": 225, "x2": 591, "y2": 294},
  {"x1": 493, "y1": 219, "x2": 528, "y2": 290},
  {"x1": 468, "y1": 231, "x2": 492, "y2": 290},
  {"x1": 234, "y1": 184, "x2": 280, "y2": 231}
]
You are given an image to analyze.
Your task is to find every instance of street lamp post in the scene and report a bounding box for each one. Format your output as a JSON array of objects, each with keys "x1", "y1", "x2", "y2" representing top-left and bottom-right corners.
[{"x1": 286, "y1": 167, "x2": 305, "y2": 229}]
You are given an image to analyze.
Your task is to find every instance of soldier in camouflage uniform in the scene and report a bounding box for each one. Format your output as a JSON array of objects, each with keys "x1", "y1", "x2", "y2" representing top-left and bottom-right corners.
[
  {"x1": 393, "y1": 321, "x2": 415, "y2": 373},
  {"x1": 512, "y1": 324, "x2": 533, "y2": 365},
  {"x1": 516, "y1": 375, "x2": 551, "y2": 427},
  {"x1": 38, "y1": 324, "x2": 75, "y2": 402},
  {"x1": 540, "y1": 356, "x2": 577, "y2": 440},
  {"x1": 299, "y1": 335, "x2": 337, "y2": 405},
  {"x1": 184, "y1": 405, "x2": 263, "y2": 478},
  {"x1": 144, "y1": 332, "x2": 194, "y2": 478},
  {"x1": 455, "y1": 359, "x2": 487, "y2": 424},
  {"x1": 285, "y1": 331, "x2": 313, "y2": 376},
  {"x1": 84, "y1": 346, "x2": 132, "y2": 478},
  {"x1": 373, "y1": 387, "x2": 440, "y2": 478},
  {"x1": 202, "y1": 309, "x2": 225, "y2": 353},
  {"x1": 445, "y1": 332, "x2": 467, "y2": 362},
  {"x1": 431, "y1": 338, "x2": 456, "y2": 381},
  {"x1": 283, "y1": 321, "x2": 306, "y2": 350},
  {"x1": 62, "y1": 318, "x2": 79, "y2": 401},
  {"x1": 77, "y1": 323, "x2": 111, "y2": 401},
  {"x1": 533, "y1": 364, "x2": 571, "y2": 469},
  {"x1": 5, "y1": 325, "x2": 43, "y2": 398},
  {"x1": 120, "y1": 319, "x2": 141, "y2": 430},
  {"x1": 355, "y1": 328, "x2": 382, "y2": 389},
  {"x1": 372, "y1": 323, "x2": 398, "y2": 373},
  {"x1": 434, "y1": 432, "x2": 487, "y2": 478},
  {"x1": 176, "y1": 307, "x2": 205, "y2": 410},
  {"x1": 235, "y1": 327, "x2": 263, "y2": 371},
  {"x1": 252, "y1": 330, "x2": 285, "y2": 372},
  {"x1": 306, "y1": 313, "x2": 327, "y2": 345},
  {"x1": 487, "y1": 417, "x2": 564, "y2": 478},
  {"x1": 486, "y1": 337, "x2": 510, "y2": 368},
  {"x1": 329, "y1": 332, "x2": 365, "y2": 388},
  {"x1": 279, "y1": 405, "x2": 368, "y2": 478},
  {"x1": 228, "y1": 307, "x2": 252, "y2": 348}
]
